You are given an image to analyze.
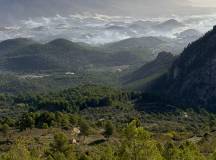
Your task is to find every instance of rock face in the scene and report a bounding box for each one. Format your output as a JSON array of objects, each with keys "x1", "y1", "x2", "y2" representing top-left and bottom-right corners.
[{"x1": 166, "y1": 26, "x2": 216, "y2": 110}]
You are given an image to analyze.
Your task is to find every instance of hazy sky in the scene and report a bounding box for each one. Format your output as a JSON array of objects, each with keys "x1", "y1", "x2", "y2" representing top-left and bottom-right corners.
[
  {"x1": 0, "y1": 0, "x2": 216, "y2": 24},
  {"x1": 191, "y1": 0, "x2": 216, "y2": 7}
]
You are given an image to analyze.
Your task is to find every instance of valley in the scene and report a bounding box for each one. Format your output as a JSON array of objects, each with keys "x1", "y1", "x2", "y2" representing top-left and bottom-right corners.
[{"x1": 1, "y1": 3, "x2": 216, "y2": 159}]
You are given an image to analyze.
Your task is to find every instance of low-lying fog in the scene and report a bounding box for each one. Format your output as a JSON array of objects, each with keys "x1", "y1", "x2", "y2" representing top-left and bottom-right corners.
[{"x1": 0, "y1": 12, "x2": 215, "y2": 45}]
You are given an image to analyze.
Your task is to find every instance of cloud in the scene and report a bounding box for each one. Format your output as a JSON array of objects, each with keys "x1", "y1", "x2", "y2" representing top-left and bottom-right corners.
[
  {"x1": 190, "y1": 0, "x2": 216, "y2": 7},
  {"x1": 0, "y1": 0, "x2": 214, "y2": 24},
  {"x1": 0, "y1": 12, "x2": 215, "y2": 45}
]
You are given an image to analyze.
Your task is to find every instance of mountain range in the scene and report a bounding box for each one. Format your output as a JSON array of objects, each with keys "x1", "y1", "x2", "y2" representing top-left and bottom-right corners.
[
  {"x1": 2, "y1": 23, "x2": 216, "y2": 113},
  {"x1": 0, "y1": 14, "x2": 206, "y2": 46},
  {"x1": 0, "y1": 37, "x2": 166, "y2": 73}
]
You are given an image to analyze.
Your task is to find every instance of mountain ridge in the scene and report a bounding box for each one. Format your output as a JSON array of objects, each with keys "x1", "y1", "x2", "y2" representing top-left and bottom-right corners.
[
  {"x1": 122, "y1": 51, "x2": 176, "y2": 90},
  {"x1": 149, "y1": 26, "x2": 216, "y2": 111},
  {"x1": 0, "y1": 37, "x2": 162, "y2": 73}
]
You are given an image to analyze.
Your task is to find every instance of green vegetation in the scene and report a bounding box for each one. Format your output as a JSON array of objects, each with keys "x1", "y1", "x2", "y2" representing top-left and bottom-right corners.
[
  {"x1": 0, "y1": 37, "x2": 176, "y2": 95},
  {"x1": 0, "y1": 85, "x2": 214, "y2": 159},
  {"x1": 0, "y1": 38, "x2": 157, "y2": 74},
  {"x1": 0, "y1": 119, "x2": 215, "y2": 160},
  {"x1": 1, "y1": 23, "x2": 216, "y2": 160},
  {"x1": 103, "y1": 121, "x2": 114, "y2": 139},
  {"x1": 0, "y1": 71, "x2": 120, "y2": 95},
  {"x1": 13, "y1": 85, "x2": 129, "y2": 112},
  {"x1": 122, "y1": 51, "x2": 175, "y2": 91}
]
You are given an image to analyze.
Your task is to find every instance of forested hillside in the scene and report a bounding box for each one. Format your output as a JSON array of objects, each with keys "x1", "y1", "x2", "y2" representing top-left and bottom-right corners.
[
  {"x1": 122, "y1": 51, "x2": 176, "y2": 90},
  {"x1": 153, "y1": 26, "x2": 216, "y2": 112},
  {"x1": 0, "y1": 37, "x2": 160, "y2": 73},
  {"x1": 0, "y1": 85, "x2": 215, "y2": 159}
]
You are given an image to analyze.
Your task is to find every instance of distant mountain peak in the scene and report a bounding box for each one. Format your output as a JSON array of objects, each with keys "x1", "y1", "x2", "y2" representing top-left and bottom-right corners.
[
  {"x1": 48, "y1": 38, "x2": 75, "y2": 45},
  {"x1": 47, "y1": 38, "x2": 82, "y2": 50},
  {"x1": 161, "y1": 19, "x2": 185, "y2": 27},
  {"x1": 165, "y1": 19, "x2": 181, "y2": 24},
  {"x1": 153, "y1": 19, "x2": 185, "y2": 31}
]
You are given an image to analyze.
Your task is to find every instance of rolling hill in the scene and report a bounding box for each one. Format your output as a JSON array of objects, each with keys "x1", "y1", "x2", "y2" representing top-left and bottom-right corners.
[
  {"x1": 0, "y1": 37, "x2": 160, "y2": 73},
  {"x1": 0, "y1": 38, "x2": 36, "y2": 55},
  {"x1": 101, "y1": 36, "x2": 169, "y2": 65}
]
